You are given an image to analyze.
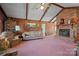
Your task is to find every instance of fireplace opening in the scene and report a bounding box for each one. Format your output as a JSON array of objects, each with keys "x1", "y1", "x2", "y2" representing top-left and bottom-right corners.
[{"x1": 59, "y1": 29, "x2": 70, "y2": 37}]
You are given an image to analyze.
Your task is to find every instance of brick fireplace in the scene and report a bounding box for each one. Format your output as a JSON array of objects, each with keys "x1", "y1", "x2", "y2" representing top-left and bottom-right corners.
[
  {"x1": 57, "y1": 25, "x2": 75, "y2": 41},
  {"x1": 59, "y1": 29, "x2": 70, "y2": 37}
]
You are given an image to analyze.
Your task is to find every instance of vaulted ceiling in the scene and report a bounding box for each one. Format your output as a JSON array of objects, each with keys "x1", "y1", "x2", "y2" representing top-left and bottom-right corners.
[{"x1": 0, "y1": 3, "x2": 79, "y2": 23}]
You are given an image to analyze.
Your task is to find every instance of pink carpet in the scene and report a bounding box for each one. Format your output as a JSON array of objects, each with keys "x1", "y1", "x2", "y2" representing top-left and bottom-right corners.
[{"x1": 9, "y1": 35, "x2": 76, "y2": 56}]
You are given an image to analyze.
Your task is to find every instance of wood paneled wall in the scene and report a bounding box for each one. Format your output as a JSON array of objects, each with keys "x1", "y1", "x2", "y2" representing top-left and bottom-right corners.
[
  {"x1": 11, "y1": 18, "x2": 55, "y2": 35},
  {"x1": 0, "y1": 7, "x2": 7, "y2": 33}
]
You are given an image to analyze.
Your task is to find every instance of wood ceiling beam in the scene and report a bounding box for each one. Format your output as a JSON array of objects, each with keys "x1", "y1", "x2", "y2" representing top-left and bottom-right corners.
[
  {"x1": 40, "y1": 4, "x2": 50, "y2": 21},
  {"x1": 47, "y1": 3, "x2": 64, "y2": 23},
  {"x1": 9, "y1": 17, "x2": 49, "y2": 23},
  {"x1": 64, "y1": 6, "x2": 79, "y2": 9},
  {"x1": 51, "y1": 3, "x2": 65, "y2": 9},
  {"x1": 49, "y1": 9, "x2": 64, "y2": 23},
  {"x1": 26, "y1": 3, "x2": 28, "y2": 20}
]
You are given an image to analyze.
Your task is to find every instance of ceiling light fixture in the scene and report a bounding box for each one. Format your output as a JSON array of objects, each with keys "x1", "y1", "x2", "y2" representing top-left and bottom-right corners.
[
  {"x1": 35, "y1": 3, "x2": 49, "y2": 10},
  {"x1": 40, "y1": 5, "x2": 44, "y2": 10},
  {"x1": 40, "y1": 3, "x2": 45, "y2": 10}
]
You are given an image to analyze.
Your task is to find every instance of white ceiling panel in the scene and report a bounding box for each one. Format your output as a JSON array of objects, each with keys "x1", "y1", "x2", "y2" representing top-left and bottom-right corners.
[
  {"x1": 27, "y1": 3, "x2": 46, "y2": 20},
  {"x1": 1, "y1": 3, "x2": 26, "y2": 19},
  {"x1": 41, "y1": 4, "x2": 62, "y2": 21},
  {"x1": 57, "y1": 3, "x2": 79, "y2": 7}
]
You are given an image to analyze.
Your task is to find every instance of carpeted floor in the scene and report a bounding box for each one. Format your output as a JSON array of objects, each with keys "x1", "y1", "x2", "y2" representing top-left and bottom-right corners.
[{"x1": 8, "y1": 35, "x2": 76, "y2": 56}]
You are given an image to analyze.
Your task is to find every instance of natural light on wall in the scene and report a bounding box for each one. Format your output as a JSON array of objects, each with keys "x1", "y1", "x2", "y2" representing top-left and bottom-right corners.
[{"x1": 51, "y1": 17, "x2": 57, "y2": 23}]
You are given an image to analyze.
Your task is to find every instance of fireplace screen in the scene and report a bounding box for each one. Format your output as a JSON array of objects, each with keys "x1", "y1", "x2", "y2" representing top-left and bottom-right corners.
[{"x1": 59, "y1": 29, "x2": 70, "y2": 37}]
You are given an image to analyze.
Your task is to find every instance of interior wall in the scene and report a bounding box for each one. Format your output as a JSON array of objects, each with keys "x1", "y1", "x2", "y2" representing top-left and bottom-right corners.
[
  {"x1": 0, "y1": 8, "x2": 6, "y2": 33},
  {"x1": 56, "y1": 8, "x2": 79, "y2": 41},
  {"x1": 76, "y1": 8, "x2": 79, "y2": 42},
  {"x1": 57, "y1": 8, "x2": 77, "y2": 24},
  {"x1": 15, "y1": 19, "x2": 41, "y2": 33},
  {"x1": 12, "y1": 18, "x2": 55, "y2": 35},
  {"x1": 45, "y1": 23, "x2": 55, "y2": 36}
]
